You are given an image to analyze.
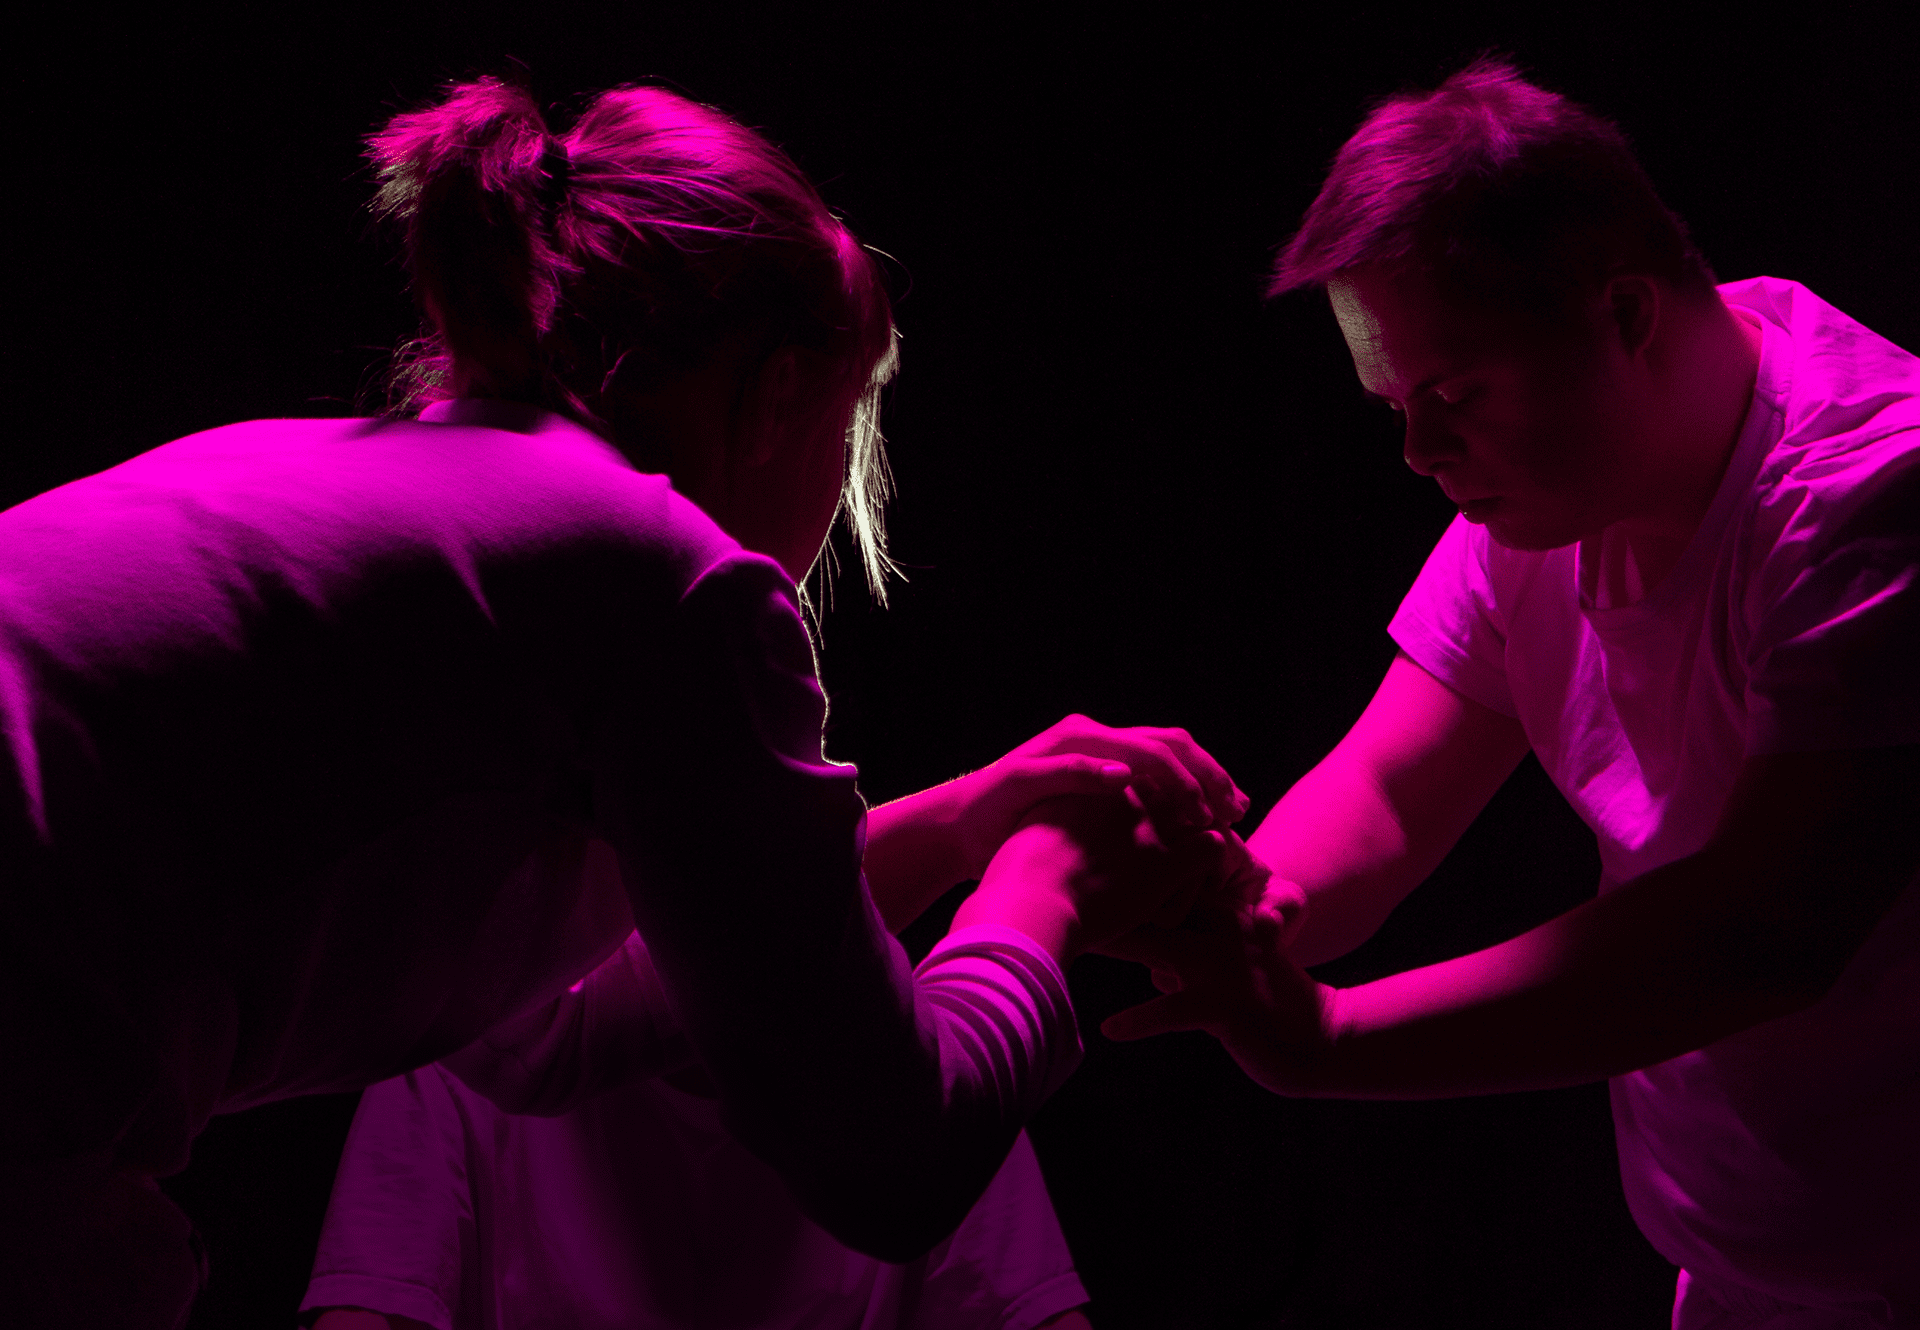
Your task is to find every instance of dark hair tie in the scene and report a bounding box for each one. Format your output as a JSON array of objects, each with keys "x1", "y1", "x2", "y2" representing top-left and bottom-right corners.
[{"x1": 538, "y1": 135, "x2": 572, "y2": 210}]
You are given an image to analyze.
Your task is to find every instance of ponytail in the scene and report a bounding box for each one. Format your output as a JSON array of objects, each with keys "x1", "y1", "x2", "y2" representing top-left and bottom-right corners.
[
  {"x1": 368, "y1": 75, "x2": 901, "y2": 603},
  {"x1": 367, "y1": 77, "x2": 570, "y2": 405}
]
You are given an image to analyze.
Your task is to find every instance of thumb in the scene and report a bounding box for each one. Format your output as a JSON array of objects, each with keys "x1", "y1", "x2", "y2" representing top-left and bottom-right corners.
[
  {"x1": 1257, "y1": 879, "x2": 1311, "y2": 951},
  {"x1": 1100, "y1": 986, "x2": 1217, "y2": 1042}
]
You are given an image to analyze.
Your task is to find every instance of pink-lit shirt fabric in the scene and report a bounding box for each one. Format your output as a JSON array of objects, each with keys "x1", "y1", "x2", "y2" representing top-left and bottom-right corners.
[
  {"x1": 301, "y1": 932, "x2": 1089, "y2": 1330},
  {"x1": 1388, "y1": 278, "x2": 1920, "y2": 1316},
  {"x1": 0, "y1": 399, "x2": 1080, "y2": 1258}
]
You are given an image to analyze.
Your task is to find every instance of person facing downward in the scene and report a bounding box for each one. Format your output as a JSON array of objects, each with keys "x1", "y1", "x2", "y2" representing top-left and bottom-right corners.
[
  {"x1": 302, "y1": 84, "x2": 1103, "y2": 1330},
  {"x1": 0, "y1": 71, "x2": 1255, "y2": 1330},
  {"x1": 1103, "y1": 60, "x2": 1920, "y2": 1327}
]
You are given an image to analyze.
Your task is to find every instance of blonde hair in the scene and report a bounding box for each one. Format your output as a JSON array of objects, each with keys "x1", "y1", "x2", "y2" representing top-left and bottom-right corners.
[{"x1": 369, "y1": 76, "x2": 902, "y2": 603}]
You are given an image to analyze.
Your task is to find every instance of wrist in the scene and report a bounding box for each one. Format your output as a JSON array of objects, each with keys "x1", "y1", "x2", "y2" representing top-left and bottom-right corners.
[
  {"x1": 940, "y1": 768, "x2": 999, "y2": 880},
  {"x1": 957, "y1": 821, "x2": 1093, "y2": 965},
  {"x1": 867, "y1": 781, "x2": 972, "y2": 878},
  {"x1": 1283, "y1": 982, "x2": 1360, "y2": 1098},
  {"x1": 952, "y1": 878, "x2": 1083, "y2": 968}
]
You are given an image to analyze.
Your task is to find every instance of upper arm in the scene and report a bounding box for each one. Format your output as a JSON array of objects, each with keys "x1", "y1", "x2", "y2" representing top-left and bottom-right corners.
[
  {"x1": 1328, "y1": 651, "x2": 1531, "y2": 840},
  {"x1": 302, "y1": 1072, "x2": 470, "y2": 1329},
  {"x1": 1249, "y1": 651, "x2": 1531, "y2": 964}
]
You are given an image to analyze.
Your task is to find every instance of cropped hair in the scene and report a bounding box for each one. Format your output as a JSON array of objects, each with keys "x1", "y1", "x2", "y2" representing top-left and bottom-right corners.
[
  {"x1": 368, "y1": 76, "x2": 902, "y2": 603},
  {"x1": 1269, "y1": 58, "x2": 1715, "y2": 316}
]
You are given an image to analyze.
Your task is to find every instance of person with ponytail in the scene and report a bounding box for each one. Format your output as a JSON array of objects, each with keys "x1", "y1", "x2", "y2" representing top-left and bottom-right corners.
[{"x1": 0, "y1": 75, "x2": 1259, "y2": 1328}]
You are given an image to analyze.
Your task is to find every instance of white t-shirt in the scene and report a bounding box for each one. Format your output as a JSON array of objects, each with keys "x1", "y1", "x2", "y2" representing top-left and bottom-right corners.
[
  {"x1": 302, "y1": 933, "x2": 1089, "y2": 1330},
  {"x1": 1388, "y1": 278, "x2": 1920, "y2": 1314}
]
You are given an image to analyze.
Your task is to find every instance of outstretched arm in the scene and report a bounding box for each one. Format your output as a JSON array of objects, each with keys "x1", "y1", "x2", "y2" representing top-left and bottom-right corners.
[
  {"x1": 1246, "y1": 651, "x2": 1530, "y2": 966},
  {"x1": 1110, "y1": 743, "x2": 1920, "y2": 1098}
]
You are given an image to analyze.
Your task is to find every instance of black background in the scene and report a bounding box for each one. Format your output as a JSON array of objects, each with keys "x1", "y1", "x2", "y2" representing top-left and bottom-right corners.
[{"x1": 7, "y1": 4, "x2": 1917, "y2": 1327}]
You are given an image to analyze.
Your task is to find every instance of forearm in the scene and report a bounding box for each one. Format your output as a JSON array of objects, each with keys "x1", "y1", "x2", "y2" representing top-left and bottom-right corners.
[
  {"x1": 951, "y1": 828, "x2": 1083, "y2": 968},
  {"x1": 862, "y1": 780, "x2": 976, "y2": 932},
  {"x1": 1301, "y1": 745, "x2": 1920, "y2": 1099},
  {"x1": 1247, "y1": 752, "x2": 1440, "y2": 967},
  {"x1": 1305, "y1": 853, "x2": 1833, "y2": 1099},
  {"x1": 1247, "y1": 652, "x2": 1533, "y2": 967}
]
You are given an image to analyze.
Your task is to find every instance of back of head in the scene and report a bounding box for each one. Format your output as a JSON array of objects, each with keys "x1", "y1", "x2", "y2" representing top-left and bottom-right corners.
[
  {"x1": 1270, "y1": 58, "x2": 1715, "y2": 318},
  {"x1": 367, "y1": 75, "x2": 900, "y2": 599}
]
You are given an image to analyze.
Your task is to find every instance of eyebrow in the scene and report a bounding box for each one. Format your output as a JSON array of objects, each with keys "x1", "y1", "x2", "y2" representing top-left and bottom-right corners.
[{"x1": 1362, "y1": 370, "x2": 1450, "y2": 405}]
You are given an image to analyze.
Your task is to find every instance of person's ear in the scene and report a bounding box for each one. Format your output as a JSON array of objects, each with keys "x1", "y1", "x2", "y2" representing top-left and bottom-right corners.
[{"x1": 1606, "y1": 274, "x2": 1661, "y2": 361}]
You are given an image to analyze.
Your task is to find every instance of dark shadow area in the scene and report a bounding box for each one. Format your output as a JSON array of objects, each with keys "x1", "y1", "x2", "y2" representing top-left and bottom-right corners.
[
  {"x1": 161, "y1": 1094, "x2": 363, "y2": 1330},
  {"x1": 9, "y1": 6, "x2": 1907, "y2": 1326}
]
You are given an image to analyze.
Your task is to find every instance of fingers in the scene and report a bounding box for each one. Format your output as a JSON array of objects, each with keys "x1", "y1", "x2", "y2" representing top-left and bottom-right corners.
[
  {"x1": 1020, "y1": 755, "x2": 1135, "y2": 803},
  {"x1": 996, "y1": 798, "x2": 1228, "y2": 953},
  {"x1": 1257, "y1": 877, "x2": 1311, "y2": 951},
  {"x1": 1089, "y1": 918, "x2": 1214, "y2": 967},
  {"x1": 1146, "y1": 831, "x2": 1224, "y2": 929},
  {"x1": 1028, "y1": 715, "x2": 1250, "y2": 829},
  {"x1": 1129, "y1": 724, "x2": 1250, "y2": 830}
]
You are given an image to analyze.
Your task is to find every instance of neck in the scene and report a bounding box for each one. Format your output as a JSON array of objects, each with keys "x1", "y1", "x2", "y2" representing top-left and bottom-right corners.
[{"x1": 1611, "y1": 293, "x2": 1762, "y2": 593}]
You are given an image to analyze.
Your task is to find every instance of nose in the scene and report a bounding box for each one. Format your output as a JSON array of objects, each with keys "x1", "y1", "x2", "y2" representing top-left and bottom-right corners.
[{"x1": 1400, "y1": 408, "x2": 1464, "y2": 476}]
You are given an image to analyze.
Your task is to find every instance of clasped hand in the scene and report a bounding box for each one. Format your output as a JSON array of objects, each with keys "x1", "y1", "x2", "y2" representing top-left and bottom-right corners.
[
  {"x1": 944, "y1": 713, "x2": 1251, "y2": 879},
  {"x1": 1094, "y1": 861, "x2": 1341, "y2": 1097},
  {"x1": 962, "y1": 776, "x2": 1338, "y2": 1097},
  {"x1": 931, "y1": 715, "x2": 1340, "y2": 1095},
  {"x1": 941, "y1": 714, "x2": 1248, "y2": 959}
]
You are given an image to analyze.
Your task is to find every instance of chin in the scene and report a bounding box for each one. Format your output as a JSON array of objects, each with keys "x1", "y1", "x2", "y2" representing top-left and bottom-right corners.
[{"x1": 1480, "y1": 512, "x2": 1582, "y2": 553}]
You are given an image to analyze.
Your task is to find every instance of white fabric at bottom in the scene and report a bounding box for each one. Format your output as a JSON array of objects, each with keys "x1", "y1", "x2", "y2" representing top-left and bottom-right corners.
[{"x1": 303, "y1": 1062, "x2": 1087, "y2": 1330}]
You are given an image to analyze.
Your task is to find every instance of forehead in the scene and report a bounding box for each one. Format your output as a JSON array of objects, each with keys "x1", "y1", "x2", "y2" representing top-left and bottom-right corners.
[{"x1": 1327, "y1": 267, "x2": 1523, "y2": 395}]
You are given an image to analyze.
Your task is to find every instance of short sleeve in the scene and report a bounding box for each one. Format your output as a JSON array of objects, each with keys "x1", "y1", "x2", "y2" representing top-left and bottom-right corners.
[
  {"x1": 1387, "y1": 515, "x2": 1519, "y2": 717},
  {"x1": 300, "y1": 1070, "x2": 473, "y2": 1330},
  {"x1": 1745, "y1": 433, "x2": 1920, "y2": 754},
  {"x1": 913, "y1": 1131, "x2": 1089, "y2": 1330}
]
